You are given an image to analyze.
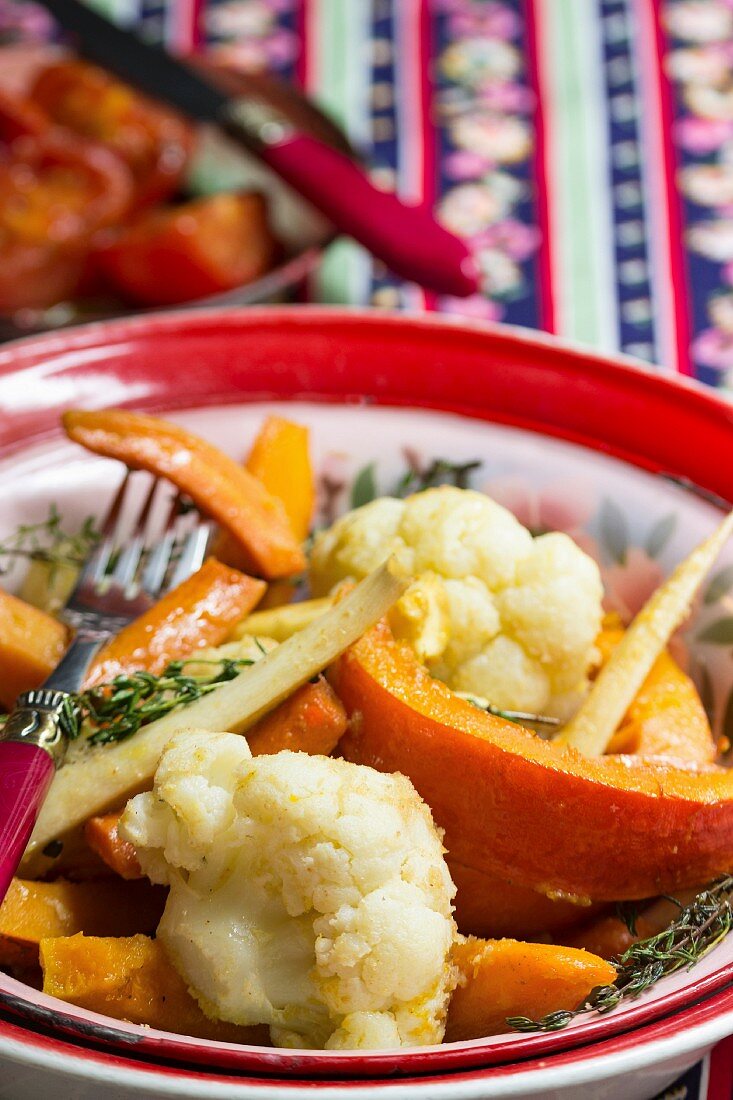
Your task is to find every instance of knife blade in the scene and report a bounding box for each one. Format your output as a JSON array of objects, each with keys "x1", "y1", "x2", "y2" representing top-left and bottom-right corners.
[{"x1": 38, "y1": 0, "x2": 481, "y2": 298}]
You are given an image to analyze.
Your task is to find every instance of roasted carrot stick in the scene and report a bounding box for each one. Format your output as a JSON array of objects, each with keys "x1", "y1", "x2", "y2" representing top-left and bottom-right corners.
[
  {"x1": 63, "y1": 409, "x2": 306, "y2": 579},
  {"x1": 246, "y1": 676, "x2": 347, "y2": 756},
  {"x1": 85, "y1": 557, "x2": 264, "y2": 687},
  {"x1": 84, "y1": 813, "x2": 143, "y2": 880},
  {"x1": 213, "y1": 415, "x2": 314, "y2": 581}
]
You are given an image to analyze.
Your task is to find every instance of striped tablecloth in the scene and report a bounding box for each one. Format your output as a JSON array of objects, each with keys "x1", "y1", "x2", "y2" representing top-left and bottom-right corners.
[{"x1": 3, "y1": 1, "x2": 733, "y2": 1096}]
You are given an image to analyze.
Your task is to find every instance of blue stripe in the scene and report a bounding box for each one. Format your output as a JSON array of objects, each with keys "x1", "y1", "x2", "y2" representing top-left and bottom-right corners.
[
  {"x1": 431, "y1": 0, "x2": 541, "y2": 325},
  {"x1": 598, "y1": 0, "x2": 657, "y2": 363}
]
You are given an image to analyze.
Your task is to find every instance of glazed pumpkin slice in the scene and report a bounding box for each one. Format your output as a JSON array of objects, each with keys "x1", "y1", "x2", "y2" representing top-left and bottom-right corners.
[
  {"x1": 447, "y1": 632, "x2": 714, "y2": 938},
  {"x1": 446, "y1": 937, "x2": 616, "y2": 1041},
  {"x1": 40, "y1": 933, "x2": 269, "y2": 1044},
  {"x1": 63, "y1": 409, "x2": 306, "y2": 580},
  {"x1": 333, "y1": 621, "x2": 733, "y2": 902}
]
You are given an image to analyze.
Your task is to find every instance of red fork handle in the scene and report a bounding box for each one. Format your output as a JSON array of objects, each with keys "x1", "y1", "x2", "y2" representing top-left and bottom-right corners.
[
  {"x1": 222, "y1": 121, "x2": 481, "y2": 298},
  {"x1": 263, "y1": 134, "x2": 480, "y2": 297},
  {"x1": 0, "y1": 741, "x2": 55, "y2": 900},
  {"x1": 0, "y1": 687, "x2": 70, "y2": 902}
]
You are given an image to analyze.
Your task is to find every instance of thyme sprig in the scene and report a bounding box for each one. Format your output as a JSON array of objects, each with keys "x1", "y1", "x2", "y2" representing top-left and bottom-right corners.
[
  {"x1": 394, "y1": 458, "x2": 483, "y2": 498},
  {"x1": 0, "y1": 505, "x2": 99, "y2": 574},
  {"x1": 459, "y1": 692, "x2": 560, "y2": 732},
  {"x1": 63, "y1": 657, "x2": 255, "y2": 746},
  {"x1": 507, "y1": 874, "x2": 733, "y2": 1033}
]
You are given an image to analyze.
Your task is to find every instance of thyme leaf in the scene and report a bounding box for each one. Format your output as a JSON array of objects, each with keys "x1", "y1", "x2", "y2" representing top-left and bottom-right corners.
[
  {"x1": 393, "y1": 458, "x2": 483, "y2": 498},
  {"x1": 458, "y1": 692, "x2": 560, "y2": 732},
  {"x1": 0, "y1": 505, "x2": 99, "y2": 574},
  {"x1": 507, "y1": 874, "x2": 733, "y2": 1033},
  {"x1": 65, "y1": 657, "x2": 255, "y2": 746}
]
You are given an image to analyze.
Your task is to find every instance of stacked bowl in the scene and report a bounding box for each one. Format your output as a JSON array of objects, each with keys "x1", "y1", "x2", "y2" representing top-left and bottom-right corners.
[{"x1": 1, "y1": 308, "x2": 733, "y2": 1100}]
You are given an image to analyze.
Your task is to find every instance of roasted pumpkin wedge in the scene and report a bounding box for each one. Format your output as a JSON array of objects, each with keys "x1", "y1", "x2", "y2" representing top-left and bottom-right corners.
[{"x1": 333, "y1": 622, "x2": 733, "y2": 901}]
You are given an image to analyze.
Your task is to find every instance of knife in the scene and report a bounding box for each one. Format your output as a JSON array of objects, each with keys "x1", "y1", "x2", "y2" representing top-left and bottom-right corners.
[{"x1": 38, "y1": 0, "x2": 481, "y2": 299}]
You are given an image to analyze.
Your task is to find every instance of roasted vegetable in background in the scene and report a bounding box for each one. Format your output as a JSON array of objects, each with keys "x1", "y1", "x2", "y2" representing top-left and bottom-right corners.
[
  {"x1": 0, "y1": 586, "x2": 68, "y2": 708},
  {"x1": 29, "y1": 59, "x2": 193, "y2": 208},
  {"x1": 96, "y1": 192, "x2": 279, "y2": 307}
]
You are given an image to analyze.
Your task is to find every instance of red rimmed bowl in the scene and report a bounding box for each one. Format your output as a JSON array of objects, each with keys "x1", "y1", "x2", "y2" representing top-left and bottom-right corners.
[{"x1": 1, "y1": 306, "x2": 733, "y2": 1099}]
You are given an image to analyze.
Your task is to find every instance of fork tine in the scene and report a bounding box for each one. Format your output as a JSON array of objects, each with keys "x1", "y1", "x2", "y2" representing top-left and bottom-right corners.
[
  {"x1": 75, "y1": 472, "x2": 132, "y2": 588},
  {"x1": 167, "y1": 522, "x2": 211, "y2": 591},
  {"x1": 108, "y1": 475, "x2": 159, "y2": 592},
  {"x1": 139, "y1": 489, "x2": 181, "y2": 597}
]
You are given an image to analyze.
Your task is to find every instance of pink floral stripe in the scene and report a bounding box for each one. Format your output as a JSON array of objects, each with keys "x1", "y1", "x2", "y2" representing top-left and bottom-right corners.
[
  {"x1": 524, "y1": 0, "x2": 556, "y2": 334},
  {"x1": 420, "y1": 0, "x2": 438, "y2": 312},
  {"x1": 294, "y1": 0, "x2": 309, "y2": 90},
  {"x1": 643, "y1": 0, "x2": 693, "y2": 375}
]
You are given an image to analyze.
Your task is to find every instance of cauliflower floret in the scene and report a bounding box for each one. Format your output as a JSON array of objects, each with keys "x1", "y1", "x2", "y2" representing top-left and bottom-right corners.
[
  {"x1": 310, "y1": 486, "x2": 603, "y2": 717},
  {"x1": 121, "y1": 730, "x2": 457, "y2": 1050},
  {"x1": 399, "y1": 488, "x2": 532, "y2": 587}
]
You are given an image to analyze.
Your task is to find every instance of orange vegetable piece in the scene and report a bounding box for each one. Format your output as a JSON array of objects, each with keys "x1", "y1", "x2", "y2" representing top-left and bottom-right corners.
[
  {"x1": 0, "y1": 877, "x2": 165, "y2": 968},
  {"x1": 84, "y1": 814, "x2": 143, "y2": 881},
  {"x1": 446, "y1": 937, "x2": 616, "y2": 1041},
  {"x1": 246, "y1": 416, "x2": 314, "y2": 542},
  {"x1": 599, "y1": 626, "x2": 715, "y2": 764},
  {"x1": 333, "y1": 621, "x2": 733, "y2": 902},
  {"x1": 448, "y1": 629, "x2": 712, "y2": 937},
  {"x1": 246, "y1": 676, "x2": 347, "y2": 756},
  {"x1": 449, "y1": 860, "x2": 603, "y2": 940},
  {"x1": 0, "y1": 586, "x2": 68, "y2": 708},
  {"x1": 213, "y1": 415, "x2": 314, "y2": 579},
  {"x1": 562, "y1": 890, "x2": 698, "y2": 960},
  {"x1": 63, "y1": 409, "x2": 306, "y2": 580},
  {"x1": 40, "y1": 933, "x2": 269, "y2": 1044},
  {"x1": 85, "y1": 557, "x2": 265, "y2": 687}
]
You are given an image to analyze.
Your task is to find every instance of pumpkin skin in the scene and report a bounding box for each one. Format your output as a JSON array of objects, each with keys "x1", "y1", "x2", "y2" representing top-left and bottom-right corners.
[{"x1": 333, "y1": 622, "x2": 733, "y2": 902}]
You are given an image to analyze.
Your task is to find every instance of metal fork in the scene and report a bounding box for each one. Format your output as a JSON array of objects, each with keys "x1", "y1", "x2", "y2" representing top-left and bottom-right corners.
[
  {"x1": 0, "y1": 473, "x2": 211, "y2": 900},
  {"x1": 46, "y1": 472, "x2": 211, "y2": 690}
]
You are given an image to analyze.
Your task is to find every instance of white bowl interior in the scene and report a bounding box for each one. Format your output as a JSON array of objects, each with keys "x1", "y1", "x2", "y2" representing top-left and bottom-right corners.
[{"x1": 1, "y1": 400, "x2": 732, "y2": 1059}]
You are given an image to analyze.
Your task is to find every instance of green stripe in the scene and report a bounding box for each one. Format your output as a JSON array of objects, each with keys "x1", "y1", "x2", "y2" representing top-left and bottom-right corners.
[
  {"x1": 544, "y1": 0, "x2": 618, "y2": 350},
  {"x1": 311, "y1": 0, "x2": 372, "y2": 305}
]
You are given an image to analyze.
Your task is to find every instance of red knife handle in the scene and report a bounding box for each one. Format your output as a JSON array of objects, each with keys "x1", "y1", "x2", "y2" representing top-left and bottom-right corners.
[
  {"x1": 222, "y1": 109, "x2": 480, "y2": 298},
  {"x1": 0, "y1": 688, "x2": 70, "y2": 901},
  {"x1": 0, "y1": 741, "x2": 55, "y2": 900}
]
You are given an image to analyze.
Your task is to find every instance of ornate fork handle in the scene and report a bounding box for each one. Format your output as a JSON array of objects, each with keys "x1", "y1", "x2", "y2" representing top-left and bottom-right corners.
[
  {"x1": 0, "y1": 687, "x2": 73, "y2": 763},
  {"x1": 0, "y1": 630, "x2": 106, "y2": 897}
]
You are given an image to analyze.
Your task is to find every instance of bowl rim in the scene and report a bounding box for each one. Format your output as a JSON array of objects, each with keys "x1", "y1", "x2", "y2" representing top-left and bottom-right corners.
[
  {"x1": 0, "y1": 977, "x2": 732, "y2": 1096},
  {"x1": 2, "y1": 304, "x2": 733, "y2": 1081},
  {"x1": 2, "y1": 305, "x2": 732, "y2": 507}
]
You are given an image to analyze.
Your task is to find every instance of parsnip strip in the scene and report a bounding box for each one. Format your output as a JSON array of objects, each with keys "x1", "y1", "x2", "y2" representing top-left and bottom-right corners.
[
  {"x1": 24, "y1": 558, "x2": 408, "y2": 864},
  {"x1": 558, "y1": 510, "x2": 733, "y2": 756},
  {"x1": 231, "y1": 596, "x2": 334, "y2": 642}
]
